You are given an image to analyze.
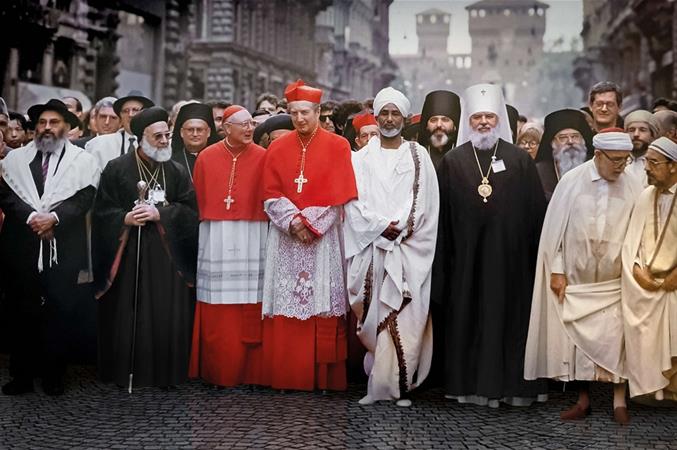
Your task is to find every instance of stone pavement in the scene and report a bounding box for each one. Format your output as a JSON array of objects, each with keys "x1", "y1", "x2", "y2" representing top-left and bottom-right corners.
[{"x1": 1, "y1": 357, "x2": 675, "y2": 449}]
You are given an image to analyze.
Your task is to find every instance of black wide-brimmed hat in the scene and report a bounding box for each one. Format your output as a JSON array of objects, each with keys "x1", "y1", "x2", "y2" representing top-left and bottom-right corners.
[
  {"x1": 113, "y1": 90, "x2": 154, "y2": 116},
  {"x1": 253, "y1": 114, "x2": 294, "y2": 144},
  {"x1": 536, "y1": 108, "x2": 594, "y2": 162},
  {"x1": 27, "y1": 98, "x2": 80, "y2": 129}
]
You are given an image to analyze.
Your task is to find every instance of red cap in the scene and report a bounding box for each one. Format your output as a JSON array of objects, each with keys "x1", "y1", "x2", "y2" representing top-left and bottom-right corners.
[
  {"x1": 284, "y1": 79, "x2": 322, "y2": 104},
  {"x1": 222, "y1": 105, "x2": 251, "y2": 123},
  {"x1": 410, "y1": 113, "x2": 421, "y2": 125},
  {"x1": 352, "y1": 112, "x2": 378, "y2": 133}
]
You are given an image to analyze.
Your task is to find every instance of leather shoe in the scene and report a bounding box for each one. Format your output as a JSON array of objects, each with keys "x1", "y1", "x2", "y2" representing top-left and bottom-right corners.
[
  {"x1": 613, "y1": 406, "x2": 630, "y2": 425},
  {"x1": 560, "y1": 403, "x2": 591, "y2": 420},
  {"x1": 2, "y1": 378, "x2": 34, "y2": 396},
  {"x1": 42, "y1": 377, "x2": 65, "y2": 396}
]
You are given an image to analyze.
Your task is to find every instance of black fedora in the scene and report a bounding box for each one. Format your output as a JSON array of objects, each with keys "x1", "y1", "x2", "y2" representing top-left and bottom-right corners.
[
  {"x1": 113, "y1": 90, "x2": 154, "y2": 116},
  {"x1": 27, "y1": 99, "x2": 80, "y2": 129}
]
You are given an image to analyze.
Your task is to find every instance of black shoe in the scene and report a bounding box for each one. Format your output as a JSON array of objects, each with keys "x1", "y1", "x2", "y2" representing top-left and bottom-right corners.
[
  {"x1": 42, "y1": 377, "x2": 65, "y2": 396},
  {"x1": 2, "y1": 378, "x2": 34, "y2": 395}
]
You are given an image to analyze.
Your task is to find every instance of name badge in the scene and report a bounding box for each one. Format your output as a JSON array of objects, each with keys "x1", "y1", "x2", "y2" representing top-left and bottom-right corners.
[{"x1": 491, "y1": 159, "x2": 506, "y2": 173}]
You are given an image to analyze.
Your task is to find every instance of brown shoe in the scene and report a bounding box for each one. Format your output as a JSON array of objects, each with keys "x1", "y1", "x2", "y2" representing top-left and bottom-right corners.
[
  {"x1": 613, "y1": 406, "x2": 630, "y2": 425},
  {"x1": 560, "y1": 403, "x2": 591, "y2": 420}
]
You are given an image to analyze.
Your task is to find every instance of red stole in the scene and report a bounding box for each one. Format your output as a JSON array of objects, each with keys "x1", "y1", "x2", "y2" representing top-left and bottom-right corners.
[
  {"x1": 193, "y1": 141, "x2": 267, "y2": 221},
  {"x1": 262, "y1": 128, "x2": 358, "y2": 209}
]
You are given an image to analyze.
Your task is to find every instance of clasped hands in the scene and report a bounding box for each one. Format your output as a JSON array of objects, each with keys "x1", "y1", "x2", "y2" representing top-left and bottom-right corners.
[
  {"x1": 28, "y1": 213, "x2": 57, "y2": 241},
  {"x1": 290, "y1": 216, "x2": 315, "y2": 244},
  {"x1": 633, "y1": 264, "x2": 677, "y2": 292},
  {"x1": 381, "y1": 220, "x2": 400, "y2": 241},
  {"x1": 124, "y1": 204, "x2": 160, "y2": 226}
]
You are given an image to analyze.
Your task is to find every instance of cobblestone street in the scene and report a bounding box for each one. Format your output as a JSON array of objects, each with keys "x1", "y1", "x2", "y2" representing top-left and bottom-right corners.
[{"x1": 0, "y1": 356, "x2": 675, "y2": 449}]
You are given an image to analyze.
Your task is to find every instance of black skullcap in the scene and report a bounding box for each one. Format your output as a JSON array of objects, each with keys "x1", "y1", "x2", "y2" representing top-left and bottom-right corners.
[{"x1": 130, "y1": 106, "x2": 169, "y2": 141}]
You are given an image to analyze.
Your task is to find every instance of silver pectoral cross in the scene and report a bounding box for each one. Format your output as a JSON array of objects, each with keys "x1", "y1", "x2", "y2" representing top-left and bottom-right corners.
[
  {"x1": 224, "y1": 195, "x2": 235, "y2": 209},
  {"x1": 294, "y1": 173, "x2": 308, "y2": 193}
]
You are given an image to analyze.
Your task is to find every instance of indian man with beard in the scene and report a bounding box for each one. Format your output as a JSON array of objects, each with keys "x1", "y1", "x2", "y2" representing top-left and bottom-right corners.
[
  {"x1": 0, "y1": 99, "x2": 99, "y2": 395},
  {"x1": 622, "y1": 137, "x2": 677, "y2": 402},
  {"x1": 432, "y1": 84, "x2": 547, "y2": 408},
  {"x1": 417, "y1": 90, "x2": 461, "y2": 168},
  {"x1": 535, "y1": 109, "x2": 594, "y2": 201},
  {"x1": 525, "y1": 130, "x2": 640, "y2": 425},
  {"x1": 93, "y1": 107, "x2": 198, "y2": 390},
  {"x1": 261, "y1": 80, "x2": 357, "y2": 392},
  {"x1": 624, "y1": 109, "x2": 661, "y2": 186},
  {"x1": 171, "y1": 102, "x2": 219, "y2": 179}
]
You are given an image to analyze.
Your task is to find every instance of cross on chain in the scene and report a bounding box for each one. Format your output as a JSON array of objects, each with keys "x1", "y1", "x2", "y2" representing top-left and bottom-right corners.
[
  {"x1": 294, "y1": 173, "x2": 308, "y2": 193},
  {"x1": 480, "y1": 89, "x2": 486, "y2": 95},
  {"x1": 224, "y1": 195, "x2": 235, "y2": 209}
]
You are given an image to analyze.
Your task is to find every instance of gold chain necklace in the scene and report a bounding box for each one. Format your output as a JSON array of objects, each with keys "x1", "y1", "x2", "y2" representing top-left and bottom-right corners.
[
  {"x1": 222, "y1": 138, "x2": 247, "y2": 210},
  {"x1": 294, "y1": 127, "x2": 319, "y2": 193},
  {"x1": 471, "y1": 141, "x2": 499, "y2": 203}
]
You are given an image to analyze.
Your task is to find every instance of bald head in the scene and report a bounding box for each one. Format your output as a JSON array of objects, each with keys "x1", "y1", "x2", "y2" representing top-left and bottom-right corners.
[{"x1": 654, "y1": 110, "x2": 677, "y2": 142}]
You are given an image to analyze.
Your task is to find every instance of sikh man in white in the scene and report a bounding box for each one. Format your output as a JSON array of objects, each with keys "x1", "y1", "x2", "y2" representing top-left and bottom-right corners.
[
  {"x1": 622, "y1": 136, "x2": 677, "y2": 402},
  {"x1": 345, "y1": 87, "x2": 439, "y2": 407},
  {"x1": 525, "y1": 130, "x2": 641, "y2": 424}
]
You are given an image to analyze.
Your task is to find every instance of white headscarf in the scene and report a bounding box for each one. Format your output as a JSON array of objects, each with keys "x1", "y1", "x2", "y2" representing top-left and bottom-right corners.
[
  {"x1": 592, "y1": 131, "x2": 633, "y2": 151},
  {"x1": 373, "y1": 87, "x2": 411, "y2": 117},
  {"x1": 457, "y1": 83, "x2": 513, "y2": 145}
]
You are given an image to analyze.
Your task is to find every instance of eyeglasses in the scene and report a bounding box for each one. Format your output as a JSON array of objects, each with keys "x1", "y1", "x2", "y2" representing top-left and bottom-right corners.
[
  {"x1": 554, "y1": 133, "x2": 583, "y2": 144},
  {"x1": 320, "y1": 114, "x2": 334, "y2": 122},
  {"x1": 121, "y1": 107, "x2": 142, "y2": 115},
  {"x1": 181, "y1": 126, "x2": 209, "y2": 135},
  {"x1": 229, "y1": 120, "x2": 258, "y2": 129},
  {"x1": 599, "y1": 150, "x2": 633, "y2": 167},
  {"x1": 592, "y1": 101, "x2": 617, "y2": 109},
  {"x1": 644, "y1": 158, "x2": 672, "y2": 168},
  {"x1": 519, "y1": 140, "x2": 538, "y2": 148}
]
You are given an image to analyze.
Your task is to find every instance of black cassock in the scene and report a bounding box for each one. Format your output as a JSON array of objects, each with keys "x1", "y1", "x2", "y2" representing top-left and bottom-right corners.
[
  {"x1": 93, "y1": 151, "x2": 198, "y2": 388},
  {"x1": 432, "y1": 139, "x2": 547, "y2": 399}
]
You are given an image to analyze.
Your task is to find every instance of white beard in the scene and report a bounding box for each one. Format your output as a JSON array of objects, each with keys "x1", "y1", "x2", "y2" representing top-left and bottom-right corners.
[
  {"x1": 429, "y1": 132, "x2": 449, "y2": 149},
  {"x1": 35, "y1": 133, "x2": 65, "y2": 155},
  {"x1": 468, "y1": 127, "x2": 500, "y2": 150},
  {"x1": 379, "y1": 124, "x2": 403, "y2": 138},
  {"x1": 140, "y1": 138, "x2": 172, "y2": 162},
  {"x1": 552, "y1": 142, "x2": 587, "y2": 175}
]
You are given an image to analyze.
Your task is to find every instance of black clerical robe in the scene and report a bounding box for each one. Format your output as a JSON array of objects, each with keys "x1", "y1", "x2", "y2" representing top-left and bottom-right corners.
[
  {"x1": 432, "y1": 139, "x2": 547, "y2": 399},
  {"x1": 93, "y1": 151, "x2": 198, "y2": 388},
  {"x1": 171, "y1": 146, "x2": 198, "y2": 179},
  {"x1": 535, "y1": 161, "x2": 558, "y2": 203}
]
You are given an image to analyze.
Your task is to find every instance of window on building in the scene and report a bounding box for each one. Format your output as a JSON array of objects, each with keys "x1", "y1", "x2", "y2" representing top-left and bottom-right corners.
[
  {"x1": 443, "y1": 15, "x2": 450, "y2": 23},
  {"x1": 504, "y1": 9, "x2": 511, "y2": 16},
  {"x1": 479, "y1": 9, "x2": 486, "y2": 17},
  {"x1": 417, "y1": 15, "x2": 423, "y2": 23},
  {"x1": 470, "y1": 9, "x2": 477, "y2": 17},
  {"x1": 528, "y1": 8, "x2": 535, "y2": 16},
  {"x1": 430, "y1": 14, "x2": 437, "y2": 24}
]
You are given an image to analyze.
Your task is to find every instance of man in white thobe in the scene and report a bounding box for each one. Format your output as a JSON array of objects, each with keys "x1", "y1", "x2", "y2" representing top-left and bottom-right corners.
[
  {"x1": 345, "y1": 87, "x2": 439, "y2": 407},
  {"x1": 622, "y1": 136, "x2": 677, "y2": 402},
  {"x1": 525, "y1": 130, "x2": 641, "y2": 424},
  {"x1": 624, "y1": 109, "x2": 662, "y2": 187}
]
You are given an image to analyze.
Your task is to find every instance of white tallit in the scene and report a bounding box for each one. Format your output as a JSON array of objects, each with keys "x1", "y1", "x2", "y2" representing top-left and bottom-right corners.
[{"x1": 0, "y1": 140, "x2": 100, "y2": 271}]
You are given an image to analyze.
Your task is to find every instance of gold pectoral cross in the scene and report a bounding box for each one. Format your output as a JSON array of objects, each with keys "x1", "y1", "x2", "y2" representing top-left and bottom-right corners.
[{"x1": 294, "y1": 173, "x2": 308, "y2": 193}]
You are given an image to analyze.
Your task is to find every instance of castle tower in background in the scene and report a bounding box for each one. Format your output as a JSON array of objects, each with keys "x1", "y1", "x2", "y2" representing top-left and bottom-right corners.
[{"x1": 416, "y1": 8, "x2": 450, "y2": 59}]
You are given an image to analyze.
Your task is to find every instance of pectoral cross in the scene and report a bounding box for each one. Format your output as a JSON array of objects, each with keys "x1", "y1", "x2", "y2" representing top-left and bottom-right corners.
[
  {"x1": 224, "y1": 195, "x2": 235, "y2": 210},
  {"x1": 294, "y1": 173, "x2": 308, "y2": 193},
  {"x1": 480, "y1": 89, "x2": 486, "y2": 95}
]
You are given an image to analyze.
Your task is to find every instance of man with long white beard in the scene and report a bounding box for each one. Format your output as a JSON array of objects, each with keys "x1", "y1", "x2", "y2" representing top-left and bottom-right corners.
[
  {"x1": 417, "y1": 90, "x2": 461, "y2": 168},
  {"x1": 345, "y1": 87, "x2": 439, "y2": 407},
  {"x1": 525, "y1": 130, "x2": 640, "y2": 425},
  {"x1": 624, "y1": 109, "x2": 662, "y2": 186},
  {"x1": 0, "y1": 99, "x2": 99, "y2": 395},
  {"x1": 93, "y1": 106, "x2": 198, "y2": 389},
  {"x1": 535, "y1": 109, "x2": 594, "y2": 201},
  {"x1": 432, "y1": 84, "x2": 547, "y2": 407}
]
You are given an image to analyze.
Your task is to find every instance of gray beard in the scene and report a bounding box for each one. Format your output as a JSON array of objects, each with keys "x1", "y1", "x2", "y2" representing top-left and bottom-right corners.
[
  {"x1": 141, "y1": 139, "x2": 172, "y2": 162},
  {"x1": 552, "y1": 142, "x2": 587, "y2": 175},
  {"x1": 379, "y1": 124, "x2": 403, "y2": 138},
  {"x1": 35, "y1": 133, "x2": 65, "y2": 154},
  {"x1": 429, "y1": 132, "x2": 450, "y2": 149},
  {"x1": 468, "y1": 127, "x2": 500, "y2": 150}
]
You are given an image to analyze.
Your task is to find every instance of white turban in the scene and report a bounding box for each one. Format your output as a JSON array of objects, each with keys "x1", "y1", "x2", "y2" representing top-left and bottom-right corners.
[
  {"x1": 592, "y1": 131, "x2": 633, "y2": 151},
  {"x1": 649, "y1": 136, "x2": 677, "y2": 161},
  {"x1": 373, "y1": 87, "x2": 411, "y2": 117},
  {"x1": 457, "y1": 83, "x2": 513, "y2": 145}
]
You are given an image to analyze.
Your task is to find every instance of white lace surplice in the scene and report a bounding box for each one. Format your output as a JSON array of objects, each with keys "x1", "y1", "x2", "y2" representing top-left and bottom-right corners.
[{"x1": 262, "y1": 198, "x2": 347, "y2": 320}]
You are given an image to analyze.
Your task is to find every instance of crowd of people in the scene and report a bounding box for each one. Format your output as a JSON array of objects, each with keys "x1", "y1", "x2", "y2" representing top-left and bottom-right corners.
[{"x1": 0, "y1": 78, "x2": 675, "y2": 427}]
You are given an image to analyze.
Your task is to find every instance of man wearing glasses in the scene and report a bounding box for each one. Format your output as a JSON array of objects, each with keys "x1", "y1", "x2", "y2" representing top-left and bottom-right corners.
[
  {"x1": 622, "y1": 136, "x2": 677, "y2": 403},
  {"x1": 526, "y1": 129, "x2": 641, "y2": 425},
  {"x1": 588, "y1": 81, "x2": 623, "y2": 131},
  {"x1": 85, "y1": 90, "x2": 154, "y2": 171},
  {"x1": 170, "y1": 102, "x2": 219, "y2": 179},
  {"x1": 535, "y1": 109, "x2": 594, "y2": 201}
]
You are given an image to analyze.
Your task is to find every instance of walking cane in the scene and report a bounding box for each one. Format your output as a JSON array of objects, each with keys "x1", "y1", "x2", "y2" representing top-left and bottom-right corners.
[{"x1": 128, "y1": 180, "x2": 148, "y2": 394}]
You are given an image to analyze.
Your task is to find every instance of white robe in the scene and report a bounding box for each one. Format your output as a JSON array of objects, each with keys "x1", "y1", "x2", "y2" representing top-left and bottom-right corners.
[
  {"x1": 525, "y1": 159, "x2": 640, "y2": 383},
  {"x1": 622, "y1": 185, "x2": 677, "y2": 399},
  {"x1": 85, "y1": 130, "x2": 133, "y2": 171},
  {"x1": 344, "y1": 137, "x2": 439, "y2": 401}
]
